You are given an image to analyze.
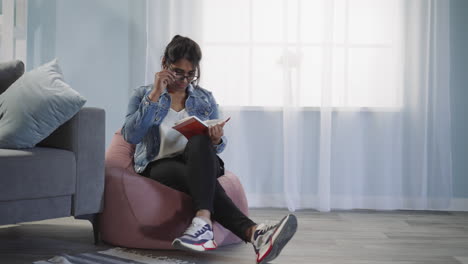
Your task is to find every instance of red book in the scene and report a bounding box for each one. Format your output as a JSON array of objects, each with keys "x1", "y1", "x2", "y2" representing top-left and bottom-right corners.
[{"x1": 172, "y1": 116, "x2": 231, "y2": 139}]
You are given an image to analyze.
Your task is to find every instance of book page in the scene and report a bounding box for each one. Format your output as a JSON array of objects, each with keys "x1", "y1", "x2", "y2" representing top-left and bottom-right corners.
[
  {"x1": 174, "y1": 115, "x2": 203, "y2": 126},
  {"x1": 174, "y1": 116, "x2": 230, "y2": 127},
  {"x1": 205, "y1": 117, "x2": 230, "y2": 126}
]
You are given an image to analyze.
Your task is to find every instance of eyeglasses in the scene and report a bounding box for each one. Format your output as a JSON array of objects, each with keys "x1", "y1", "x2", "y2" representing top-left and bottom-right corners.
[{"x1": 169, "y1": 65, "x2": 199, "y2": 82}]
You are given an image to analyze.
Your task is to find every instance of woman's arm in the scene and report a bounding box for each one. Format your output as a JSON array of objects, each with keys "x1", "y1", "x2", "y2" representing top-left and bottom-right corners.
[
  {"x1": 122, "y1": 69, "x2": 176, "y2": 144},
  {"x1": 207, "y1": 92, "x2": 228, "y2": 153},
  {"x1": 121, "y1": 86, "x2": 167, "y2": 144}
]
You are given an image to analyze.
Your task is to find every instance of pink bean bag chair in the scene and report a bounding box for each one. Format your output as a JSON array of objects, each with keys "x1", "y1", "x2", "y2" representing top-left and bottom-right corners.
[{"x1": 99, "y1": 130, "x2": 249, "y2": 249}]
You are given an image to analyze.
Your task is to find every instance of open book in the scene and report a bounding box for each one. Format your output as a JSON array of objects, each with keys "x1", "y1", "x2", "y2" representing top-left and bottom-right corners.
[{"x1": 172, "y1": 116, "x2": 231, "y2": 139}]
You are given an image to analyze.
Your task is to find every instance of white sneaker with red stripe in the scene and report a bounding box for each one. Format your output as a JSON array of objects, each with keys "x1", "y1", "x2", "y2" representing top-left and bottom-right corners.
[
  {"x1": 251, "y1": 214, "x2": 297, "y2": 264},
  {"x1": 172, "y1": 217, "x2": 217, "y2": 252}
]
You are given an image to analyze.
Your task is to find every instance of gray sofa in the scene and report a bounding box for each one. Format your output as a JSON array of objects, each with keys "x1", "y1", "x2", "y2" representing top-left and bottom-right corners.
[{"x1": 0, "y1": 60, "x2": 105, "y2": 244}]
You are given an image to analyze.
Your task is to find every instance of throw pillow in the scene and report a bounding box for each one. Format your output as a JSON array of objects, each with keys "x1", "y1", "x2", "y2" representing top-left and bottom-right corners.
[
  {"x1": 0, "y1": 59, "x2": 86, "y2": 149},
  {"x1": 0, "y1": 60, "x2": 25, "y2": 95}
]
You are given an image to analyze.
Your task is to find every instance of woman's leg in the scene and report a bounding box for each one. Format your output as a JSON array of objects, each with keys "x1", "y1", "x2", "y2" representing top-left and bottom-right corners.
[
  {"x1": 141, "y1": 156, "x2": 219, "y2": 251},
  {"x1": 142, "y1": 134, "x2": 256, "y2": 242},
  {"x1": 181, "y1": 134, "x2": 219, "y2": 214},
  {"x1": 211, "y1": 181, "x2": 257, "y2": 241},
  {"x1": 182, "y1": 134, "x2": 256, "y2": 241},
  {"x1": 140, "y1": 156, "x2": 189, "y2": 194},
  {"x1": 141, "y1": 135, "x2": 297, "y2": 261}
]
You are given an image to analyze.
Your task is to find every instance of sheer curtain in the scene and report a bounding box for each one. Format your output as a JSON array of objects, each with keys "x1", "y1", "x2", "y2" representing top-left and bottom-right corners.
[
  {"x1": 0, "y1": 0, "x2": 28, "y2": 63},
  {"x1": 146, "y1": 0, "x2": 453, "y2": 211}
]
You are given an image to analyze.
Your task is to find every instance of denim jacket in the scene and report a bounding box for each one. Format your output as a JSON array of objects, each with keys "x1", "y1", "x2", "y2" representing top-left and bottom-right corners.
[{"x1": 122, "y1": 83, "x2": 227, "y2": 173}]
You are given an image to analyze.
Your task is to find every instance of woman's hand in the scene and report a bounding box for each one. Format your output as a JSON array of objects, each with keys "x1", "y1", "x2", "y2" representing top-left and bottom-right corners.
[
  {"x1": 208, "y1": 122, "x2": 226, "y2": 145},
  {"x1": 148, "y1": 69, "x2": 176, "y2": 102}
]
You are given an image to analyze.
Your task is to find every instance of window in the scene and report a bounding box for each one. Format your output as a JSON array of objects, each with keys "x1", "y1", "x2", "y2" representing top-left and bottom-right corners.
[
  {"x1": 0, "y1": 0, "x2": 27, "y2": 63},
  {"x1": 199, "y1": 0, "x2": 404, "y2": 108}
]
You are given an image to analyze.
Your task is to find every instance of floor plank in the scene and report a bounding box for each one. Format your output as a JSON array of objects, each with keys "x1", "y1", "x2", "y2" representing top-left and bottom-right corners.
[{"x1": 1, "y1": 209, "x2": 467, "y2": 264}]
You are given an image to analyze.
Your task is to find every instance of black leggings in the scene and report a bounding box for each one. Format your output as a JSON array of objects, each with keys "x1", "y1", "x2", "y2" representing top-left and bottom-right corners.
[{"x1": 140, "y1": 134, "x2": 256, "y2": 242}]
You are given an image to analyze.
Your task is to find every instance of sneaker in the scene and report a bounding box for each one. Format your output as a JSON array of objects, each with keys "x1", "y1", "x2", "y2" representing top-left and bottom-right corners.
[
  {"x1": 172, "y1": 217, "x2": 217, "y2": 252},
  {"x1": 252, "y1": 214, "x2": 298, "y2": 264}
]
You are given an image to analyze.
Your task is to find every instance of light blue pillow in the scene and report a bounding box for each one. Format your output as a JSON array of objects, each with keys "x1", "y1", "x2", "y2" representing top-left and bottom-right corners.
[{"x1": 0, "y1": 59, "x2": 86, "y2": 149}]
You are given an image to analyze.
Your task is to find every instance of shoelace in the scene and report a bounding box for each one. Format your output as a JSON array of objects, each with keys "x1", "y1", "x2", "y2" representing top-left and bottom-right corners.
[
  {"x1": 253, "y1": 222, "x2": 279, "y2": 253},
  {"x1": 255, "y1": 223, "x2": 278, "y2": 237},
  {"x1": 184, "y1": 223, "x2": 210, "y2": 237}
]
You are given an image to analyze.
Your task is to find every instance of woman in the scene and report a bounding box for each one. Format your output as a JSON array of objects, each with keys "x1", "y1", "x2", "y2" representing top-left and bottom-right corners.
[{"x1": 122, "y1": 35, "x2": 297, "y2": 264}]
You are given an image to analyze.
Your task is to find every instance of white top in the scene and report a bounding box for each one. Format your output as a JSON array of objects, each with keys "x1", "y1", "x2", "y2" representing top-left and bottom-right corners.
[{"x1": 153, "y1": 108, "x2": 189, "y2": 161}]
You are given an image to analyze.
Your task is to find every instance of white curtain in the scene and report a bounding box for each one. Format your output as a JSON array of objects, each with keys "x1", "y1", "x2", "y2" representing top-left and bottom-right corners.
[{"x1": 146, "y1": 0, "x2": 453, "y2": 212}]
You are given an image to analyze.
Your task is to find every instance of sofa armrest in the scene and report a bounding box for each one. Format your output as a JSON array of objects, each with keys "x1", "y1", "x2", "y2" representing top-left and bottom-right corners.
[
  {"x1": 0, "y1": 60, "x2": 24, "y2": 95},
  {"x1": 38, "y1": 107, "x2": 106, "y2": 216}
]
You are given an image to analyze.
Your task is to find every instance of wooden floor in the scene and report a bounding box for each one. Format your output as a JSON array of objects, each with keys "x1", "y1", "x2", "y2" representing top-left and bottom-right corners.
[{"x1": 1, "y1": 209, "x2": 468, "y2": 264}]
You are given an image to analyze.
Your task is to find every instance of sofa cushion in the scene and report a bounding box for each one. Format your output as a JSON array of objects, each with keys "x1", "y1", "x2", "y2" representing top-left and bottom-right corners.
[
  {"x1": 0, "y1": 196, "x2": 72, "y2": 225},
  {"x1": 0, "y1": 60, "x2": 25, "y2": 95},
  {"x1": 0, "y1": 59, "x2": 86, "y2": 149},
  {"x1": 0, "y1": 147, "x2": 76, "y2": 201}
]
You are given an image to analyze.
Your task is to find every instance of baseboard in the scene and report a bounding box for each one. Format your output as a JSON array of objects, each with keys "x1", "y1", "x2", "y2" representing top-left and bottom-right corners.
[
  {"x1": 447, "y1": 198, "x2": 468, "y2": 211},
  {"x1": 246, "y1": 194, "x2": 468, "y2": 212}
]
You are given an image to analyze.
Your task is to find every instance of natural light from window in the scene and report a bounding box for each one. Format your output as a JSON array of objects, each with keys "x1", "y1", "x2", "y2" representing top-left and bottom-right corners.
[
  {"x1": 199, "y1": 0, "x2": 404, "y2": 108},
  {"x1": 0, "y1": 0, "x2": 27, "y2": 63}
]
